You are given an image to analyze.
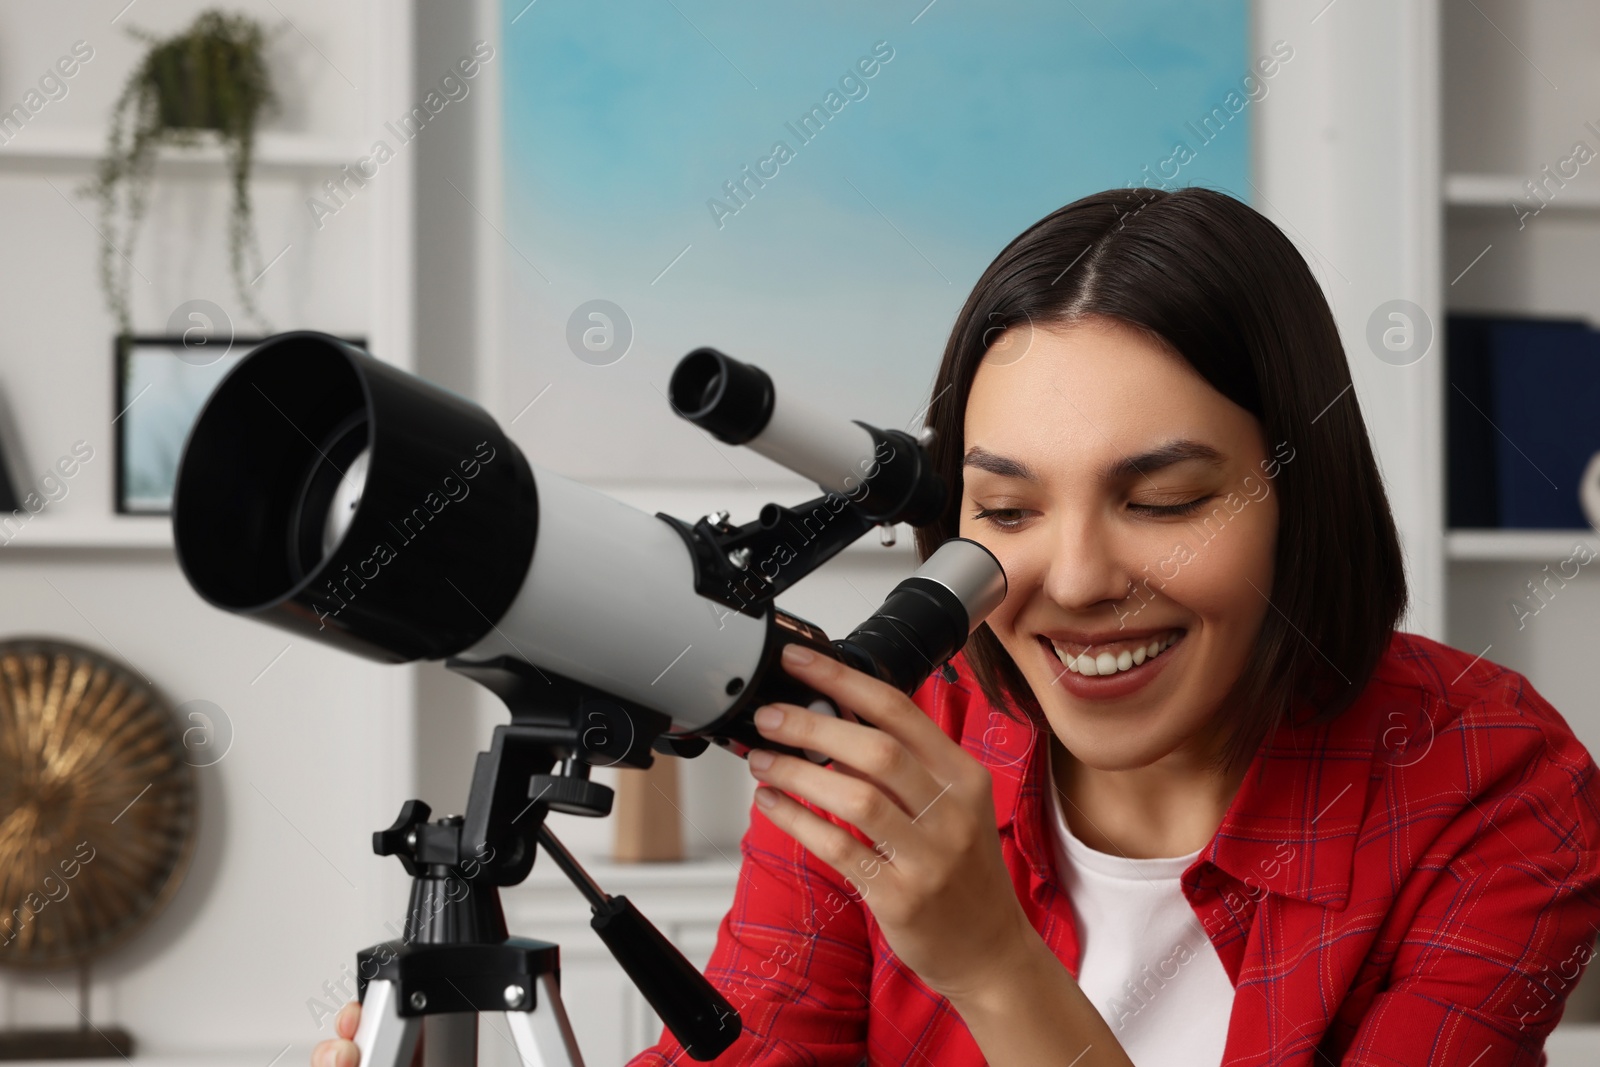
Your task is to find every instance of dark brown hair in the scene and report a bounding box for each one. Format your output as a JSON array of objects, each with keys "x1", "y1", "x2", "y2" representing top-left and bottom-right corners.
[{"x1": 912, "y1": 186, "x2": 1408, "y2": 776}]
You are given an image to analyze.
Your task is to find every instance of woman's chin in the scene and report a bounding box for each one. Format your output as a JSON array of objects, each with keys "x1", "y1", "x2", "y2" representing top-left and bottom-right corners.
[{"x1": 1046, "y1": 724, "x2": 1181, "y2": 773}]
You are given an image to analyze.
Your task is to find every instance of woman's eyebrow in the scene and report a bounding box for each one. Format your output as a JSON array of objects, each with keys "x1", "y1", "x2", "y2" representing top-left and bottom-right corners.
[{"x1": 963, "y1": 440, "x2": 1227, "y2": 483}]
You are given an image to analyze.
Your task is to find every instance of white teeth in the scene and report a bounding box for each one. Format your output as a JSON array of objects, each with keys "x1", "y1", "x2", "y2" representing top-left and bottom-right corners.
[{"x1": 1050, "y1": 631, "x2": 1182, "y2": 676}]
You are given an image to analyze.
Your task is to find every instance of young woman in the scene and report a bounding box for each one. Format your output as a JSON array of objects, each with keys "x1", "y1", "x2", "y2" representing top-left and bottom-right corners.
[{"x1": 314, "y1": 187, "x2": 1600, "y2": 1067}]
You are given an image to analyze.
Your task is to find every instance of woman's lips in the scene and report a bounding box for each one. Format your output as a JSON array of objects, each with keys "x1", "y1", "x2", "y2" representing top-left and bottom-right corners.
[
  {"x1": 1036, "y1": 629, "x2": 1186, "y2": 700},
  {"x1": 1045, "y1": 628, "x2": 1184, "y2": 676}
]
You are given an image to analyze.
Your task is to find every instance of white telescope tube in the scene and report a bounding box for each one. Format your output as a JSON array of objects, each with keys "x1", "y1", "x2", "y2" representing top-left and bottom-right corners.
[{"x1": 454, "y1": 465, "x2": 769, "y2": 735}]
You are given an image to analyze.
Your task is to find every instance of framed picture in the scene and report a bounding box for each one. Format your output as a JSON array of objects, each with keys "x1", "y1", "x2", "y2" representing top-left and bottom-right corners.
[{"x1": 114, "y1": 334, "x2": 365, "y2": 515}]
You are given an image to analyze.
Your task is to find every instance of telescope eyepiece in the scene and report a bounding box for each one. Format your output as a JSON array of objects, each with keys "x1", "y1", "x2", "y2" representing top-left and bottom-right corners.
[
  {"x1": 834, "y1": 537, "x2": 1006, "y2": 694},
  {"x1": 668, "y1": 348, "x2": 775, "y2": 445},
  {"x1": 669, "y1": 347, "x2": 946, "y2": 525}
]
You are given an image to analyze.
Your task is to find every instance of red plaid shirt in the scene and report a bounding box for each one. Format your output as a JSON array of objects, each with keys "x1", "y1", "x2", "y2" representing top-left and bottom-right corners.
[{"x1": 626, "y1": 631, "x2": 1600, "y2": 1065}]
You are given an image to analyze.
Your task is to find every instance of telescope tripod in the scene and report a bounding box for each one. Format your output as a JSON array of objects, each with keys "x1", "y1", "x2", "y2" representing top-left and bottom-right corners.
[
  {"x1": 352, "y1": 805, "x2": 586, "y2": 1066},
  {"x1": 351, "y1": 656, "x2": 740, "y2": 1066}
]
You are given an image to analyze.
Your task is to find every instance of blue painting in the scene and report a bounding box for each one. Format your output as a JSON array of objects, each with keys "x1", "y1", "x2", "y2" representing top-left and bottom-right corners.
[{"x1": 498, "y1": 0, "x2": 1259, "y2": 485}]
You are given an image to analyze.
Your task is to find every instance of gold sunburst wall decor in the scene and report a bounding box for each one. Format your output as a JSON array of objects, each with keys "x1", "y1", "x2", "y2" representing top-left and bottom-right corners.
[{"x1": 0, "y1": 637, "x2": 197, "y2": 970}]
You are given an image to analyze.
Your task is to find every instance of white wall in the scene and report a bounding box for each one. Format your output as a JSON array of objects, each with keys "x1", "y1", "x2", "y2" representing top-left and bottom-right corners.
[{"x1": 1255, "y1": 0, "x2": 1600, "y2": 1033}]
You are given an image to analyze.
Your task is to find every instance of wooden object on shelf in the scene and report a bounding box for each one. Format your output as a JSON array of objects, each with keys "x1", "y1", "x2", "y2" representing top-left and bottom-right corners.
[{"x1": 612, "y1": 756, "x2": 685, "y2": 863}]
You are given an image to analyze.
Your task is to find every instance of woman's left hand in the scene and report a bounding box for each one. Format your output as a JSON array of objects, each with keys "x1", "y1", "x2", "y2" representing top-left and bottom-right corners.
[{"x1": 745, "y1": 643, "x2": 1039, "y2": 1006}]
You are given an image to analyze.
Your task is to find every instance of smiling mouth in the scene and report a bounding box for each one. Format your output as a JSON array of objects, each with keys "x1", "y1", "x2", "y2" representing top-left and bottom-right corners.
[{"x1": 1038, "y1": 628, "x2": 1186, "y2": 678}]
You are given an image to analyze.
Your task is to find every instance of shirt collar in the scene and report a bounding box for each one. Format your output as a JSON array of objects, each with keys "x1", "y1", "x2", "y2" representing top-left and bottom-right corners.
[{"x1": 957, "y1": 641, "x2": 1423, "y2": 912}]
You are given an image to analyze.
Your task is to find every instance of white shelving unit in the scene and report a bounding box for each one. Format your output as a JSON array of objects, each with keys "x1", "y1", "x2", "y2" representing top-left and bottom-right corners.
[
  {"x1": 0, "y1": 1, "x2": 421, "y2": 1057},
  {"x1": 1437, "y1": 0, "x2": 1600, "y2": 1044}
]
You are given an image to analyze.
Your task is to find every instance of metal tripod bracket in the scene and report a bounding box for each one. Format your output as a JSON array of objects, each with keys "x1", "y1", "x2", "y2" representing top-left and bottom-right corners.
[{"x1": 354, "y1": 940, "x2": 582, "y2": 1067}]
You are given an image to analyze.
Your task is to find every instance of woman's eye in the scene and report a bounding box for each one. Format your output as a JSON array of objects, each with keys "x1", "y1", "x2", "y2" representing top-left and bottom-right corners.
[
  {"x1": 1130, "y1": 495, "x2": 1214, "y2": 517},
  {"x1": 972, "y1": 496, "x2": 1216, "y2": 528},
  {"x1": 971, "y1": 506, "x2": 1029, "y2": 530}
]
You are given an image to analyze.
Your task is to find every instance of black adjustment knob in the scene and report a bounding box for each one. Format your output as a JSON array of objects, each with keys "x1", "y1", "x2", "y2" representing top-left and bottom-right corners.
[
  {"x1": 528, "y1": 775, "x2": 614, "y2": 817},
  {"x1": 373, "y1": 799, "x2": 432, "y2": 875}
]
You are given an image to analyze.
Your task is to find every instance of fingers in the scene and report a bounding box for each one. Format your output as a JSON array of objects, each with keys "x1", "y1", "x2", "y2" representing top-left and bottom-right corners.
[
  {"x1": 752, "y1": 784, "x2": 896, "y2": 898},
  {"x1": 311, "y1": 1001, "x2": 361, "y2": 1067},
  {"x1": 753, "y1": 703, "x2": 943, "y2": 822},
  {"x1": 777, "y1": 645, "x2": 959, "y2": 774},
  {"x1": 336, "y1": 1000, "x2": 360, "y2": 1041},
  {"x1": 750, "y1": 739, "x2": 925, "y2": 844},
  {"x1": 313, "y1": 1037, "x2": 358, "y2": 1067}
]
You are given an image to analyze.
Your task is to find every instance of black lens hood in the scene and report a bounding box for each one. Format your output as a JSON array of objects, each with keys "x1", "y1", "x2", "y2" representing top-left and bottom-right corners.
[{"x1": 172, "y1": 331, "x2": 537, "y2": 663}]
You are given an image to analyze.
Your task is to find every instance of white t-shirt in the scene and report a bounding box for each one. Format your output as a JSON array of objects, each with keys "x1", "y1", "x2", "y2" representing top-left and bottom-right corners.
[{"x1": 1046, "y1": 759, "x2": 1235, "y2": 1067}]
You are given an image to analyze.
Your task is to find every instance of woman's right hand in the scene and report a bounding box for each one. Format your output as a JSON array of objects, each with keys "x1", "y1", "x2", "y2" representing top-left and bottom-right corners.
[{"x1": 311, "y1": 1000, "x2": 361, "y2": 1067}]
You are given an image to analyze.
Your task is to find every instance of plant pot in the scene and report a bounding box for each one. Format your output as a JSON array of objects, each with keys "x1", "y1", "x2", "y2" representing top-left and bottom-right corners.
[{"x1": 149, "y1": 42, "x2": 229, "y2": 131}]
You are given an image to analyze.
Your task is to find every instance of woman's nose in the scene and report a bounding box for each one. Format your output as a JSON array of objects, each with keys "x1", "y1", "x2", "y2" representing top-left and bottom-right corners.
[{"x1": 1039, "y1": 510, "x2": 1136, "y2": 613}]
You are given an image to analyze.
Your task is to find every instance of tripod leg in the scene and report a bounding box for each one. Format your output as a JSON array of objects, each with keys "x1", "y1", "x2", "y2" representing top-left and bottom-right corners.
[
  {"x1": 354, "y1": 980, "x2": 422, "y2": 1067},
  {"x1": 504, "y1": 973, "x2": 585, "y2": 1067},
  {"x1": 423, "y1": 1013, "x2": 477, "y2": 1067}
]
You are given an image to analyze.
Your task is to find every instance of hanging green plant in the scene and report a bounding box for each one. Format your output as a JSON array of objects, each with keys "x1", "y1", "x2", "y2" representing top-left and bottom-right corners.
[{"x1": 88, "y1": 9, "x2": 278, "y2": 338}]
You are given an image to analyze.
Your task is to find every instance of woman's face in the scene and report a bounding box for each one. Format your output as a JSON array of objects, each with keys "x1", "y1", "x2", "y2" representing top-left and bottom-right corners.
[{"x1": 957, "y1": 315, "x2": 1279, "y2": 773}]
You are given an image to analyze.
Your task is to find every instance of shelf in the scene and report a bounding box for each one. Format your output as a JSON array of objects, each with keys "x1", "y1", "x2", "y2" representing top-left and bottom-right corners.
[
  {"x1": 0, "y1": 515, "x2": 173, "y2": 552},
  {"x1": 1445, "y1": 173, "x2": 1600, "y2": 212},
  {"x1": 1446, "y1": 529, "x2": 1600, "y2": 562},
  {"x1": 0, "y1": 129, "x2": 362, "y2": 173}
]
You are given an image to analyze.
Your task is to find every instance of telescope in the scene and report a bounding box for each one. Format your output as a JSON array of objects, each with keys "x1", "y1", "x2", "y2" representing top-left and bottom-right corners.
[{"x1": 171, "y1": 332, "x2": 1007, "y2": 1065}]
